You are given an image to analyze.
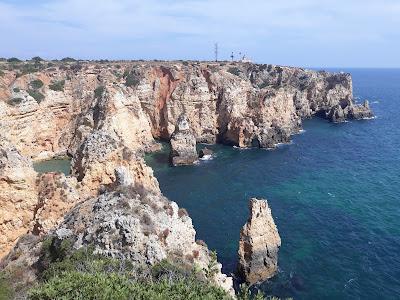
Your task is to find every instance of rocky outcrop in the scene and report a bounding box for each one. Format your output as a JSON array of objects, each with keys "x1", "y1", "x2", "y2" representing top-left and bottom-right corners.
[
  {"x1": 169, "y1": 114, "x2": 198, "y2": 166},
  {"x1": 238, "y1": 198, "x2": 281, "y2": 285},
  {"x1": 326, "y1": 100, "x2": 373, "y2": 122},
  {"x1": 71, "y1": 130, "x2": 159, "y2": 194},
  {"x1": 0, "y1": 137, "x2": 38, "y2": 258}
]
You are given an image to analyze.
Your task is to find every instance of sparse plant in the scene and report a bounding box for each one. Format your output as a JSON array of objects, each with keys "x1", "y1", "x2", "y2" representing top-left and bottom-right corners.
[
  {"x1": 7, "y1": 57, "x2": 21, "y2": 63},
  {"x1": 27, "y1": 89, "x2": 45, "y2": 103},
  {"x1": 30, "y1": 79, "x2": 44, "y2": 89},
  {"x1": 61, "y1": 57, "x2": 76, "y2": 62},
  {"x1": 49, "y1": 80, "x2": 65, "y2": 91},
  {"x1": 227, "y1": 67, "x2": 241, "y2": 76},
  {"x1": 94, "y1": 86, "x2": 105, "y2": 99},
  {"x1": 204, "y1": 250, "x2": 218, "y2": 279},
  {"x1": 124, "y1": 71, "x2": 140, "y2": 87},
  {"x1": 8, "y1": 97, "x2": 23, "y2": 106},
  {"x1": 31, "y1": 56, "x2": 44, "y2": 62}
]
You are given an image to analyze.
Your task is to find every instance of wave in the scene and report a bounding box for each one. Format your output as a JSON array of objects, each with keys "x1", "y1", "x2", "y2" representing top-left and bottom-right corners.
[{"x1": 199, "y1": 154, "x2": 213, "y2": 161}]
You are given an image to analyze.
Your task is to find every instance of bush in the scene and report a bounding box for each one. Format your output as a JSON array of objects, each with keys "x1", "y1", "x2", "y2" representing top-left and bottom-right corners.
[
  {"x1": 94, "y1": 86, "x2": 105, "y2": 99},
  {"x1": 49, "y1": 80, "x2": 65, "y2": 91},
  {"x1": 7, "y1": 57, "x2": 21, "y2": 63},
  {"x1": 29, "y1": 271, "x2": 231, "y2": 300},
  {"x1": 124, "y1": 71, "x2": 140, "y2": 87},
  {"x1": 13, "y1": 87, "x2": 20, "y2": 93},
  {"x1": 8, "y1": 97, "x2": 23, "y2": 105},
  {"x1": 32, "y1": 56, "x2": 44, "y2": 62},
  {"x1": 27, "y1": 89, "x2": 45, "y2": 103},
  {"x1": 61, "y1": 57, "x2": 76, "y2": 62},
  {"x1": 0, "y1": 273, "x2": 14, "y2": 300},
  {"x1": 30, "y1": 79, "x2": 44, "y2": 89},
  {"x1": 0, "y1": 70, "x2": 4, "y2": 77},
  {"x1": 30, "y1": 242, "x2": 232, "y2": 300},
  {"x1": 227, "y1": 67, "x2": 241, "y2": 76},
  {"x1": 258, "y1": 81, "x2": 268, "y2": 89}
]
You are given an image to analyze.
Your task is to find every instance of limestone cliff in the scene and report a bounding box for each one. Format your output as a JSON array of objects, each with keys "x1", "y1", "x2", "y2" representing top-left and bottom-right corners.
[
  {"x1": 170, "y1": 114, "x2": 198, "y2": 166},
  {"x1": 238, "y1": 198, "x2": 281, "y2": 285},
  {"x1": 0, "y1": 61, "x2": 372, "y2": 158},
  {"x1": 0, "y1": 60, "x2": 373, "y2": 294}
]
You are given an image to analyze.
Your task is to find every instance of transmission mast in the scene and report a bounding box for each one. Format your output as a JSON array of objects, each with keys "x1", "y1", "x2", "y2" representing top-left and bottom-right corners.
[{"x1": 214, "y1": 43, "x2": 218, "y2": 62}]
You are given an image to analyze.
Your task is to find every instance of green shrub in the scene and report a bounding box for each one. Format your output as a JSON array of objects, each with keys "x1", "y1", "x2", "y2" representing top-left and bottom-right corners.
[
  {"x1": 13, "y1": 87, "x2": 20, "y2": 93},
  {"x1": 227, "y1": 67, "x2": 241, "y2": 76},
  {"x1": 7, "y1": 57, "x2": 21, "y2": 63},
  {"x1": 94, "y1": 86, "x2": 105, "y2": 99},
  {"x1": 0, "y1": 273, "x2": 14, "y2": 300},
  {"x1": 61, "y1": 57, "x2": 76, "y2": 62},
  {"x1": 13, "y1": 63, "x2": 45, "y2": 77},
  {"x1": 0, "y1": 70, "x2": 4, "y2": 77},
  {"x1": 30, "y1": 241, "x2": 232, "y2": 300},
  {"x1": 124, "y1": 71, "x2": 140, "y2": 87},
  {"x1": 49, "y1": 80, "x2": 65, "y2": 91},
  {"x1": 30, "y1": 79, "x2": 44, "y2": 89},
  {"x1": 31, "y1": 56, "x2": 44, "y2": 62},
  {"x1": 8, "y1": 97, "x2": 23, "y2": 105},
  {"x1": 27, "y1": 89, "x2": 45, "y2": 103},
  {"x1": 258, "y1": 81, "x2": 268, "y2": 89},
  {"x1": 29, "y1": 271, "x2": 231, "y2": 300}
]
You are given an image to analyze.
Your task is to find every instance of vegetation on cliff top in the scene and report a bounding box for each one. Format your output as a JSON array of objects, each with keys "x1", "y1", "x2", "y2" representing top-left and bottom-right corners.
[{"x1": 27, "y1": 238, "x2": 231, "y2": 300}]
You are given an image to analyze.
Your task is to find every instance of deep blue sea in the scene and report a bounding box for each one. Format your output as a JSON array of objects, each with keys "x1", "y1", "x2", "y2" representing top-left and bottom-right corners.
[{"x1": 146, "y1": 69, "x2": 400, "y2": 299}]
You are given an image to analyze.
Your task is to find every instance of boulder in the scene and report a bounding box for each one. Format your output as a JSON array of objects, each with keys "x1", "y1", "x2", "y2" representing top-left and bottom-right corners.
[
  {"x1": 238, "y1": 198, "x2": 281, "y2": 284},
  {"x1": 169, "y1": 114, "x2": 198, "y2": 166}
]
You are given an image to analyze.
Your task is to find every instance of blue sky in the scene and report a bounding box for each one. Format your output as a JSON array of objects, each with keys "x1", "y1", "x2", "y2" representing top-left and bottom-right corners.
[{"x1": 1, "y1": 0, "x2": 399, "y2": 67}]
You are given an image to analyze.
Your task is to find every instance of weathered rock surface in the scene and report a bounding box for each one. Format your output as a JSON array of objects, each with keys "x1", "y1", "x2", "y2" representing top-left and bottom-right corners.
[
  {"x1": 71, "y1": 130, "x2": 159, "y2": 194},
  {"x1": 0, "y1": 137, "x2": 38, "y2": 258},
  {"x1": 170, "y1": 114, "x2": 198, "y2": 166},
  {"x1": 238, "y1": 198, "x2": 281, "y2": 285},
  {"x1": 0, "y1": 61, "x2": 373, "y2": 158}
]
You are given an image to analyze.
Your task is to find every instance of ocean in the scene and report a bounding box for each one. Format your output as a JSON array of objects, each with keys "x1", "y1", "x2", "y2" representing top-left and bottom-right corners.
[{"x1": 145, "y1": 69, "x2": 400, "y2": 299}]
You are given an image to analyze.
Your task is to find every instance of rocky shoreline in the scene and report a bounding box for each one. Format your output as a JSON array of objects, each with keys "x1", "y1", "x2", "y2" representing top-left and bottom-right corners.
[{"x1": 0, "y1": 60, "x2": 373, "y2": 297}]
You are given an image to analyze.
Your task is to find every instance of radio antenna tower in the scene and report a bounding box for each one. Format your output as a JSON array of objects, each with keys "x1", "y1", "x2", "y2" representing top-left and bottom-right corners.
[{"x1": 214, "y1": 43, "x2": 218, "y2": 62}]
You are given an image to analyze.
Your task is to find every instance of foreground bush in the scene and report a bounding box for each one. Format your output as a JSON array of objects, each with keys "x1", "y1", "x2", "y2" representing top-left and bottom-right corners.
[
  {"x1": 29, "y1": 240, "x2": 231, "y2": 300},
  {"x1": 29, "y1": 271, "x2": 230, "y2": 300}
]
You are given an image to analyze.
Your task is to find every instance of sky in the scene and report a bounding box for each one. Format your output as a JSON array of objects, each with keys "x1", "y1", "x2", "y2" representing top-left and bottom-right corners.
[{"x1": 0, "y1": 0, "x2": 399, "y2": 68}]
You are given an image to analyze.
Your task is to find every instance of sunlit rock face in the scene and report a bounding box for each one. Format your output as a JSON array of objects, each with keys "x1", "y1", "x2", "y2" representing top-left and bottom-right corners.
[
  {"x1": 170, "y1": 114, "x2": 198, "y2": 166},
  {"x1": 0, "y1": 61, "x2": 372, "y2": 159},
  {"x1": 238, "y1": 198, "x2": 281, "y2": 285}
]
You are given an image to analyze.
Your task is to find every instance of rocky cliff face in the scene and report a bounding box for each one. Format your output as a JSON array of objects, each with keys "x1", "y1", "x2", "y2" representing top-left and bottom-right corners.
[
  {"x1": 238, "y1": 198, "x2": 281, "y2": 285},
  {"x1": 0, "y1": 61, "x2": 372, "y2": 158},
  {"x1": 0, "y1": 137, "x2": 38, "y2": 258},
  {"x1": 0, "y1": 60, "x2": 373, "y2": 293}
]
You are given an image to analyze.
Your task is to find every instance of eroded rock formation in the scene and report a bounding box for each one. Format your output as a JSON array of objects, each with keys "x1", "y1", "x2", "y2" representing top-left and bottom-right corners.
[
  {"x1": 0, "y1": 61, "x2": 373, "y2": 159},
  {"x1": 0, "y1": 60, "x2": 374, "y2": 295},
  {"x1": 0, "y1": 137, "x2": 38, "y2": 258},
  {"x1": 238, "y1": 198, "x2": 281, "y2": 285},
  {"x1": 170, "y1": 114, "x2": 198, "y2": 166}
]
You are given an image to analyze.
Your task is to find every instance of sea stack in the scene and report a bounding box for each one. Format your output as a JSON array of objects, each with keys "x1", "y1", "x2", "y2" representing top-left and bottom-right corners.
[
  {"x1": 170, "y1": 114, "x2": 198, "y2": 166},
  {"x1": 238, "y1": 198, "x2": 281, "y2": 285}
]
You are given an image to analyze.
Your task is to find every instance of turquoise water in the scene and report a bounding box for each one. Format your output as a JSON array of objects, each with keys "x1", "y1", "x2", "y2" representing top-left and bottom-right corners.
[
  {"x1": 33, "y1": 159, "x2": 71, "y2": 175},
  {"x1": 146, "y1": 69, "x2": 400, "y2": 299}
]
